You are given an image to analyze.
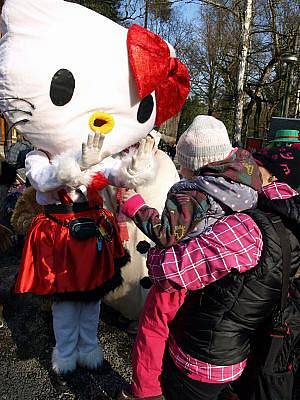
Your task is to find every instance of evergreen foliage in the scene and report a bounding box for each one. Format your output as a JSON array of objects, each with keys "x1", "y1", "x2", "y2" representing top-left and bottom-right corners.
[{"x1": 66, "y1": 0, "x2": 121, "y2": 22}]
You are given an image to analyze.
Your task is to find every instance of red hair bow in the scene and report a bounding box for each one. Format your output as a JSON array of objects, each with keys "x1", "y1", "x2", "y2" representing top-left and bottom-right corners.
[{"x1": 127, "y1": 24, "x2": 190, "y2": 126}]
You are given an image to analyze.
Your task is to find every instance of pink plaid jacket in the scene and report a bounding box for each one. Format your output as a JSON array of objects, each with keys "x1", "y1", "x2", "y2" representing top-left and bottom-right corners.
[
  {"x1": 148, "y1": 213, "x2": 263, "y2": 292},
  {"x1": 148, "y1": 182, "x2": 298, "y2": 292}
]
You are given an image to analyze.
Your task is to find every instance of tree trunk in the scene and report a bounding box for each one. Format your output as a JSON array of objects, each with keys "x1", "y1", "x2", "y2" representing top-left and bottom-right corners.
[
  {"x1": 144, "y1": 0, "x2": 149, "y2": 28},
  {"x1": 160, "y1": 112, "x2": 182, "y2": 143},
  {"x1": 253, "y1": 98, "x2": 262, "y2": 137},
  {"x1": 243, "y1": 98, "x2": 254, "y2": 136},
  {"x1": 207, "y1": 95, "x2": 214, "y2": 116},
  {"x1": 233, "y1": 0, "x2": 253, "y2": 145},
  {"x1": 295, "y1": 77, "x2": 300, "y2": 118}
]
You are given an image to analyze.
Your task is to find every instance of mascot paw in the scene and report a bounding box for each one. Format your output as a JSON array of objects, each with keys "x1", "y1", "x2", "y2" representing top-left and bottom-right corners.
[
  {"x1": 52, "y1": 153, "x2": 92, "y2": 187},
  {"x1": 77, "y1": 346, "x2": 104, "y2": 370},
  {"x1": 52, "y1": 348, "x2": 77, "y2": 374}
]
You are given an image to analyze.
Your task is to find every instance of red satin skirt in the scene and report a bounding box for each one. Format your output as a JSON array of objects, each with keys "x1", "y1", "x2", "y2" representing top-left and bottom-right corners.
[{"x1": 15, "y1": 206, "x2": 124, "y2": 295}]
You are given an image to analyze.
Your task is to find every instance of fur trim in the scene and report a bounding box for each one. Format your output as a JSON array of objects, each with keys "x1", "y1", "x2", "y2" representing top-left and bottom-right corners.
[
  {"x1": 15, "y1": 269, "x2": 124, "y2": 302},
  {"x1": 11, "y1": 187, "x2": 43, "y2": 235},
  {"x1": 52, "y1": 348, "x2": 77, "y2": 374},
  {"x1": 51, "y1": 153, "x2": 94, "y2": 188},
  {"x1": 77, "y1": 346, "x2": 104, "y2": 370},
  {"x1": 117, "y1": 147, "x2": 158, "y2": 189},
  {"x1": 115, "y1": 250, "x2": 131, "y2": 269}
]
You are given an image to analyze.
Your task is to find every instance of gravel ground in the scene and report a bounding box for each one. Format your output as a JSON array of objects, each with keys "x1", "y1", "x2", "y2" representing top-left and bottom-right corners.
[
  {"x1": 1, "y1": 254, "x2": 299, "y2": 400},
  {"x1": 0, "y1": 254, "x2": 134, "y2": 400}
]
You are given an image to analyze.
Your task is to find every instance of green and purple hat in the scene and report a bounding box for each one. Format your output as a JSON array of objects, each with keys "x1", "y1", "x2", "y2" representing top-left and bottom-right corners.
[{"x1": 271, "y1": 129, "x2": 300, "y2": 143}]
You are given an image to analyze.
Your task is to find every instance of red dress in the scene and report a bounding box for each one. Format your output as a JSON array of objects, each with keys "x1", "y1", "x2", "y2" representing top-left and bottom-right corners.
[{"x1": 15, "y1": 193, "x2": 125, "y2": 296}]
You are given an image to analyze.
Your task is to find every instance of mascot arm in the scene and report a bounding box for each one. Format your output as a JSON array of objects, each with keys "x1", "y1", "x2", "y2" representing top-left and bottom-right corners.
[
  {"x1": 122, "y1": 189, "x2": 210, "y2": 247},
  {"x1": 95, "y1": 148, "x2": 158, "y2": 189},
  {"x1": 26, "y1": 150, "x2": 92, "y2": 192}
]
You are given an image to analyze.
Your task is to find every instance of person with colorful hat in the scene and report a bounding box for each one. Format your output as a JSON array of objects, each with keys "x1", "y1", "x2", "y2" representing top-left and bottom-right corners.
[{"x1": 268, "y1": 129, "x2": 300, "y2": 150}]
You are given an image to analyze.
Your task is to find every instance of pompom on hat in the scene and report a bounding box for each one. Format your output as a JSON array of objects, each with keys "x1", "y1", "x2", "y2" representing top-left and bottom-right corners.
[{"x1": 176, "y1": 115, "x2": 233, "y2": 171}]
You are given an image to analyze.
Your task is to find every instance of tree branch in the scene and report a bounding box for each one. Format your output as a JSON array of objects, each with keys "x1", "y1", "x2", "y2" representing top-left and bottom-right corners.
[{"x1": 170, "y1": 0, "x2": 239, "y2": 18}]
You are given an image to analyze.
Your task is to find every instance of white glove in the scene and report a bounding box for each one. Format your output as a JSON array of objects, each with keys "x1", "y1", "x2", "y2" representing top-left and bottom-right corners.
[
  {"x1": 80, "y1": 132, "x2": 109, "y2": 170},
  {"x1": 128, "y1": 136, "x2": 156, "y2": 175}
]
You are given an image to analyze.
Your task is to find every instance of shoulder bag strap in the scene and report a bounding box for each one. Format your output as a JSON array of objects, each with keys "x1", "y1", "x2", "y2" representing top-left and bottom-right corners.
[{"x1": 271, "y1": 217, "x2": 291, "y2": 313}]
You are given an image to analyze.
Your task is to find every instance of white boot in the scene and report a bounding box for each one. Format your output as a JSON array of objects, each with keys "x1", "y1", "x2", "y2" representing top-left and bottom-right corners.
[
  {"x1": 77, "y1": 346, "x2": 104, "y2": 370},
  {"x1": 52, "y1": 347, "x2": 77, "y2": 374},
  {"x1": 51, "y1": 301, "x2": 80, "y2": 374},
  {"x1": 77, "y1": 300, "x2": 103, "y2": 370}
]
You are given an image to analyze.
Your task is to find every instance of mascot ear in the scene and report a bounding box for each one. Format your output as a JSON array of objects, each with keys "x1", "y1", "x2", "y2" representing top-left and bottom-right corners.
[
  {"x1": 127, "y1": 24, "x2": 190, "y2": 126},
  {"x1": 1, "y1": 0, "x2": 64, "y2": 36}
]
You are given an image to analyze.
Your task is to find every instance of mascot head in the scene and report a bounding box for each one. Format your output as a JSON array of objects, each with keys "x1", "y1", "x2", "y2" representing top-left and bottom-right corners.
[{"x1": 0, "y1": 0, "x2": 190, "y2": 156}]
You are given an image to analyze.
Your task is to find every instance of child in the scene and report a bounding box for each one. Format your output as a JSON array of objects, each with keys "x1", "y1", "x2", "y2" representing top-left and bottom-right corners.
[{"x1": 117, "y1": 115, "x2": 262, "y2": 399}]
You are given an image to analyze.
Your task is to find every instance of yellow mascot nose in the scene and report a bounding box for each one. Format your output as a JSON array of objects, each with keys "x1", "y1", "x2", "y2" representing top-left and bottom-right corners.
[{"x1": 89, "y1": 112, "x2": 115, "y2": 134}]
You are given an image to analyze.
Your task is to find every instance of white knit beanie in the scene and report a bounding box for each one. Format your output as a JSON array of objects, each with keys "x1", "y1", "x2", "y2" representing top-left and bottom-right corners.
[{"x1": 176, "y1": 115, "x2": 233, "y2": 171}]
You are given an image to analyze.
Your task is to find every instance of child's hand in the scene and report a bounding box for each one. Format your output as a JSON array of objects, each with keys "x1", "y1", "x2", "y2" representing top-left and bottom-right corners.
[
  {"x1": 80, "y1": 132, "x2": 106, "y2": 170},
  {"x1": 122, "y1": 189, "x2": 137, "y2": 202}
]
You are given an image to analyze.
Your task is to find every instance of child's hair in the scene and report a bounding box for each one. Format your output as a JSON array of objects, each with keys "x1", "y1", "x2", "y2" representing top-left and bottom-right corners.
[{"x1": 176, "y1": 115, "x2": 232, "y2": 171}]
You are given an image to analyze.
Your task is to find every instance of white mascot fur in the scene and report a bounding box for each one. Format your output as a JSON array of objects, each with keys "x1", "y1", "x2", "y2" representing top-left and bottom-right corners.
[{"x1": 0, "y1": 0, "x2": 189, "y2": 373}]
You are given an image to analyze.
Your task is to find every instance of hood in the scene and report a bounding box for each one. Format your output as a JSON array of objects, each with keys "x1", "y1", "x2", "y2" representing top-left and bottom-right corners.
[
  {"x1": 171, "y1": 175, "x2": 257, "y2": 212},
  {"x1": 198, "y1": 148, "x2": 262, "y2": 190}
]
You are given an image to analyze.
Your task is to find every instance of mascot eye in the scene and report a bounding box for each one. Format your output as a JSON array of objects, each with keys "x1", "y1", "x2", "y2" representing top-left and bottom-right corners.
[
  {"x1": 137, "y1": 95, "x2": 154, "y2": 123},
  {"x1": 50, "y1": 69, "x2": 75, "y2": 106}
]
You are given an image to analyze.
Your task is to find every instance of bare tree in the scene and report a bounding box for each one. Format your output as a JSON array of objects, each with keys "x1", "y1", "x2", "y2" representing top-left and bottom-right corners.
[{"x1": 233, "y1": 0, "x2": 253, "y2": 144}]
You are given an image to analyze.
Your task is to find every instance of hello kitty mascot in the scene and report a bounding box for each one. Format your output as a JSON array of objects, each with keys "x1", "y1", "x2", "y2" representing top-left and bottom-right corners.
[{"x1": 0, "y1": 0, "x2": 189, "y2": 374}]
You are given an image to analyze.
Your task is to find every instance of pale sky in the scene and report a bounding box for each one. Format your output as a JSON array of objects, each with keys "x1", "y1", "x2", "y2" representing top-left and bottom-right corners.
[{"x1": 173, "y1": 2, "x2": 200, "y2": 21}]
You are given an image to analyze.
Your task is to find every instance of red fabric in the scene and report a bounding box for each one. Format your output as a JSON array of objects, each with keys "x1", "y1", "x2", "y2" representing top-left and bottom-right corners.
[
  {"x1": 57, "y1": 189, "x2": 73, "y2": 204},
  {"x1": 15, "y1": 207, "x2": 124, "y2": 295},
  {"x1": 87, "y1": 172, "x2": 109, "y2": 207},
  {"x1": 291, "y1": 143, "x2": 300, "y2": 150},
  {"x1": 127, "y1": 24, "x2": 190, "y2": 126},
  {"x1": 132, "y1": 285, "x2": 187, "y2": 397}
]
